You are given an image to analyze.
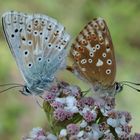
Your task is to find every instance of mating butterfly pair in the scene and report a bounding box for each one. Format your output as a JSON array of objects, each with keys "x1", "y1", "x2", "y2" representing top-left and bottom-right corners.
[{"x1": 2, "y1": 11, "x2": 138, "y2": 96}]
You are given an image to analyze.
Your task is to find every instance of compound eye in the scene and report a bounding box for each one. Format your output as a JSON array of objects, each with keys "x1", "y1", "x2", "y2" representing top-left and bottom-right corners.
[
  {"x1": 25, "y1": 86, "x2": 30, "y2": 93},
  {"x1": 115, "y1": 83, "x2": 120, "y2": 91},
  {"x1": 115, "y1": 82, "x2": 123, "y2": 93}
]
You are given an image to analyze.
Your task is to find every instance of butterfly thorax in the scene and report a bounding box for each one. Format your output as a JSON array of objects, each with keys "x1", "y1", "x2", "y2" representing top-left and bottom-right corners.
[{"x1": 92, "y1": 82, "x2": 123, "y2": 97}]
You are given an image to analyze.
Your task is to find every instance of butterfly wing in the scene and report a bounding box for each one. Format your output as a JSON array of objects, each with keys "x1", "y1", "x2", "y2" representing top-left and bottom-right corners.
[
  {"x1": 70, "y1": 18, "x2": 116, "y2": 87},
  {"x1": 2, "y1": 11, "x2": 70, "y2": 93}
]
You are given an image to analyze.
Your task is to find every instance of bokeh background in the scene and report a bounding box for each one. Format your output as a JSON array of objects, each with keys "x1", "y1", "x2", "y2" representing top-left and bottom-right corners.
[{"x1": 0, "y1": 0, "x2": 140, "y2": 139}]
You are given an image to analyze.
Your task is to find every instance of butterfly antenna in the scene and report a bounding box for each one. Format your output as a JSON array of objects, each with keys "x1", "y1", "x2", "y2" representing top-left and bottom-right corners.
[
  {"x1": 121, "y1": 81, "x2": 140, "y2": 86},
  {"x1": 0, "y1": 83, "x2": 24, "y2": 86},
  {"x1": 0, "y1": 85, "x2": 23, "y2": 93},
  {"x1": 121, "y1": 83, "x2": 140, "y2": 92}
]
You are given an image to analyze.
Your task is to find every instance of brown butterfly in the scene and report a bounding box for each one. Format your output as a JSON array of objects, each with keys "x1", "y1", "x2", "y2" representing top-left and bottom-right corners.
[{"x1": 67, "y1": 17, "x2": 140, "y2": 97}]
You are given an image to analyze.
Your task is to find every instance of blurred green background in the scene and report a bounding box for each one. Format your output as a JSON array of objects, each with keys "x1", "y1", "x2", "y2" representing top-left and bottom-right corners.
[{"x1": 0, "y1": 0, "x2": 140, "y2": 139}]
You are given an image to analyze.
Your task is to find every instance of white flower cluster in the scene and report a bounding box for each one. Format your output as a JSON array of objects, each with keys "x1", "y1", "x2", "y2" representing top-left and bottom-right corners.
[{"x1": 23, "y1": 82, "x2": 140, "y2": 140}]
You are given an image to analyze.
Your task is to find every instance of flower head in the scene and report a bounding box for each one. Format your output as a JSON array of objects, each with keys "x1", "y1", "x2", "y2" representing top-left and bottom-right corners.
[
  {"x1": 83, "y1": 110, "x2": 97, "y2": 122},
  {"x1": 54, "y1": 108, "x2": 67, "y2": 121},
  {"x1": 67, "y1": 124, "x2": 80, "y2": 136},
  {"x1": 25, "y1": 82, "x2": 139, "y2": 140}
]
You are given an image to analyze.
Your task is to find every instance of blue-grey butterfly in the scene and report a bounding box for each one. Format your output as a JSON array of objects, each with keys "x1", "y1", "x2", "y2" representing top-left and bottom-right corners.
[{"x1": 2, "y1": 11, "x2": 70, "y2": 96}]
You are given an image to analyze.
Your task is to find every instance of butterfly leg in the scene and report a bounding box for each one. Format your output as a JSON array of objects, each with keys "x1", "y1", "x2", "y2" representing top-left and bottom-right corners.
[
  {"x1": 81, "y1": 88, "x2": 91, "y2": 97},
  {"x1": 32, "y1": 95, "x2": 43, "y2": 108}
]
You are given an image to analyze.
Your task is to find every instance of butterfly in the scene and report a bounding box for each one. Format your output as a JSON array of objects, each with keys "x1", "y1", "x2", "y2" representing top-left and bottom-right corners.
[
  {"x1": 67, "y1": 17, "x2": 140, "y2": 97},
  {"x1": 2, "y1": 11, "x2": 70, "y2": 96}
]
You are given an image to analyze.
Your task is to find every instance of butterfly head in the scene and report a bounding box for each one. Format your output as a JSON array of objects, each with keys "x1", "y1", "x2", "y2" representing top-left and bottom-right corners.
[
  {"x1": 114, "y1": 82, "x2": 123, "y2": 94},
  {"x1": 92, "y1": 82, "x2": 123, "y2": 96},
  {"x1": 108, "y1": 81, "x2": 140, "y2": 96},
  {"x1": 20, "y1": 85, "x2": 32, "y2": 96}
]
